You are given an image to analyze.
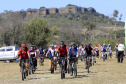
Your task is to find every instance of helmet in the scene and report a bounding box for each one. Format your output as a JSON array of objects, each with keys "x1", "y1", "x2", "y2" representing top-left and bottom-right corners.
[
  {"x1": 60, "y1": 41, "x2": 64, "y2": 45},
  {"x1": 22, "y1": 44, "x2": 26, "y2": 47},
  {"x1": 50, "y1": 44, "x2": 54, "y2": 47}
]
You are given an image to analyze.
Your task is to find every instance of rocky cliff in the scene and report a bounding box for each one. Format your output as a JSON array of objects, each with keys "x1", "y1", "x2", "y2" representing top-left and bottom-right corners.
[{"x1": 26, "y1": 4, "x2": 96, "y2": 16}]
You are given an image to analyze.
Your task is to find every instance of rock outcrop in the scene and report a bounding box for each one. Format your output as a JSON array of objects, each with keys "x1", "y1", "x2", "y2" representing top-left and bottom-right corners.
[{"x1": 26, "y1": 5, "x2": 96, "y2": 16}]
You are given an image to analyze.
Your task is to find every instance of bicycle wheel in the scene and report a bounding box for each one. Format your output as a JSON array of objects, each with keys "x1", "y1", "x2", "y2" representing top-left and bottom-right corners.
[
  {"x1": 39, "y1": 58, "x2": 42, "y2": 66},
  {"x1": 61, "y1": 65, "x2": 63, "y2": 79},
  {"x1": 87, "y1": 61, "x2": 90, "y2": 73},
  {"x1": 55, "y1": 61, "x2": 57, "y2": 70},
  {"x1": 29, "y1": 63, "x2": 31, "y2": 75},
  {"x1": 21, "y1": 65, "x2": 24, "y2": 81}
]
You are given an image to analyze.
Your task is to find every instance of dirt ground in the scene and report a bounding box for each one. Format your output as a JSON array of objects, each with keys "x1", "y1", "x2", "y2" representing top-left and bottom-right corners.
[{"x1": 0, "y1": 52, "x2": 126, "y2": 84}]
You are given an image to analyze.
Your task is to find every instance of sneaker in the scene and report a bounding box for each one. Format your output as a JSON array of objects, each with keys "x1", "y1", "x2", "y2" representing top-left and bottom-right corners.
[{"x1": 35, "y1": 67, "x2": 38, "y2": 69}]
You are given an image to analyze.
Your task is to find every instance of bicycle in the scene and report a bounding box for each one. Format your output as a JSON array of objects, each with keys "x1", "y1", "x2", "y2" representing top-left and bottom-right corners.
[
  {"x1": 39, "y1": 54, "x2": 44, "y2": 66},
  {"x1": 92, "y1": 55, "x2": 95, "y2": 65},
  {"x1": 86, "y1": 55, "x2": 91, "y2": 73},
  {"x1": 102, "y1": 52, "x2": 107, "y2": 61},
  {"x1": 31, "y1": 57, "x2": 36, "y2": 74},
  {"x1": 28, "y1": 58, "x2": 32, "y2": 75},
  {"x1": 60, "y1": 57, "x2": 66, "y2": 79},
  {"x1": 20, "y1": 59, "x2": 26, "y2": 81},
  {"x1": 69, "y1": 57, "x2": 77, "y2": 77}
]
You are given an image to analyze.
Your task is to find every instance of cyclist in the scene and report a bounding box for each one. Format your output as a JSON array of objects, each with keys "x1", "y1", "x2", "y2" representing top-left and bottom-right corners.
[
  {"x1": 16, "y1": 44, "x2": 30, "y2": 76},
  {"x1": 108, "y1": 44, "x2": 112, "y2": 58},
  {"x1": 84, "y1": 43, "x2": 94, "y2": 69},
  {"x1": 118, "y1": 42, "x2": 125, "y2": 63},
  {"x1": 57, "y1": 41, "x2": 69, "y2": 73},
  {"x1": 69, "y1": 43, "x2": 77, "y2": 75},
  {"x1": 100, "y1": 44, "x2": 107, "y2": 59},
  {"x1": 46, "y1": 44, "x2": 57, "y2": 71},
  {"x1": 39, "y1": 46, "x2": 45, "y2": 65},
  {"x1": 94, "y1": 44, "x2": 99, "y2": 57},
  {"x1": 34, "y1": 45, "x2": 39, "y2": 69},
  {"x1": 114, "y1": 44, "x2": 118, "y2": 58},
  {"x1": 29, "y1": 45, "x2": 37, "y2": 71}
]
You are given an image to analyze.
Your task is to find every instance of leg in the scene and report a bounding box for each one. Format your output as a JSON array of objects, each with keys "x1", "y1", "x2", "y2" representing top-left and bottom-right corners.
[
  {"x1": 121, "y1": 52, "x2": 124, "y2": 63},
  {"x1": 118, "y1": 52, "x2": 120, "y2": 63}
]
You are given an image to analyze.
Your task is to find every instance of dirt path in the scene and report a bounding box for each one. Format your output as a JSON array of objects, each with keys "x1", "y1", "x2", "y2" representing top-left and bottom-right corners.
[{"x1": 0, "y1": 52, "x2": 126, "y2": 84}]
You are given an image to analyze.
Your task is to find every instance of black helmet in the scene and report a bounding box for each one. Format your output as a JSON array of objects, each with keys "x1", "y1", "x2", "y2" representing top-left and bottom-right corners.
[{"x1": 60, "y1": 41, "x2": 64, "y2": 45}]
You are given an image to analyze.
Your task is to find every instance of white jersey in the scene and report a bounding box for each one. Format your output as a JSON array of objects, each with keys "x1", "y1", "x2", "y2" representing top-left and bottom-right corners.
[
  {"x1": 48, "y1": 48, "x2": 56, "y2": 56},
  {"x1": 118, "y1": 44, "x2": 125, "y2": 51}
]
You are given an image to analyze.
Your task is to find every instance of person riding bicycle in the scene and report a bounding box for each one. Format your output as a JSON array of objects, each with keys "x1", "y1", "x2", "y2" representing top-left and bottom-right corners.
[
  {"x1": 108, "y1": 44, "x2": 112, "y2": 58},
  {"x1": 84, "y1": 43, "x2": 94, "y2": 69},
  {"x1": 29, "y1": 45, "x2": 37, "y2": 71},
  {"x1": 46, "y1": 44, "x2": 57, "y2": 71},
  {"x1": 34, "y1": 45, "x2": 38, "y2": 69},
  {"x1": 16, "y1": 44, "x2": 30, "y2": 76},
  {"x1": 94, "y1": 44, "x2": 99, "y2": 57},
  {"x1": 79, "y1": 44, "x2": 85, "y2": 56},
  {"x1": 114, "y1": 44, "x2": 118, "y2": 58},
  {"x1": 68, "y1": 43, "x2": 78, "y2": 75},
  {"x1": 100, "y1": 44, "x2": 107, "y2": 59},
  {"x1": 57, "y1": 41, "x2": 69, "y2": 73},
  {"x1": 39, "y1": 46, "x2": 45, "y2": 65}
]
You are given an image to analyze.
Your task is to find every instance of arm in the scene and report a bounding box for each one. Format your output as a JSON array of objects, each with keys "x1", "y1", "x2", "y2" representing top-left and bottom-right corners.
[
  {"x1": 46, "y1": 51, "x2": 49, "y2": 57},
  {"x1": 16, "y1": 53, "x2": 20, "y2": 59}
]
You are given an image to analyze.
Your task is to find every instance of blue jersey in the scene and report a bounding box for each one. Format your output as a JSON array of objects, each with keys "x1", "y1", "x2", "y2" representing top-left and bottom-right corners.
[
  {"x1": 39, "y1": 49, "x2": 44, "y2": 54},
  {"x1": 69, "y1": 47, "x2": 77, "y2": 56}
]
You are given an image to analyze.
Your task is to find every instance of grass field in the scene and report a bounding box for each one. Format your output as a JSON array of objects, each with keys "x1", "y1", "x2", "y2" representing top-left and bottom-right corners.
[{"x1": 0, "y1": 52, "x2": 126, "y2": 84}]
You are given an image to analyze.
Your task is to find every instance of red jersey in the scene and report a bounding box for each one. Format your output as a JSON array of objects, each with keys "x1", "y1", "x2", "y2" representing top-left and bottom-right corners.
[
  {"x1": 57, "y1": 45, "x2": 69, "y2": 55},
  {"x1": 18, "y1": 48, "x2": 29, "y2": 59}
]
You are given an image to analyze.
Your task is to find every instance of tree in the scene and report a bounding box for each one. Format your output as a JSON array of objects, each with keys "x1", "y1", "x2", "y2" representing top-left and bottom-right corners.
[
  {"x1": 0, "y1": 12, "x2": 24, "y2": 45},
  {"x1": 113, "y1": 10, "x2": 119, "y2": 40},
  {"x1": 119, "y1": 14, "x2": 122, "y2": 21},
  {"x1": 23, "y1": 17, "x2": 57, "y2": 48}
]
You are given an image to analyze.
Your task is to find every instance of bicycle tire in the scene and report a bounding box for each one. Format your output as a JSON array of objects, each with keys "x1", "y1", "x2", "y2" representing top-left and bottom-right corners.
[
  {"x1": 61, "y1": 65, "x2": 63, "y2": 79},
  {"x1": 87, "y1": 62, "x2": 90, "y2": 73},
  {"x1": 21, "y1": 65, "x2": 24, "y2": 81}
]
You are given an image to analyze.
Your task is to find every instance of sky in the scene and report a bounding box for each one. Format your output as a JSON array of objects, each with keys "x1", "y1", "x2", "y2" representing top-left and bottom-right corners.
[{"x1": 0, "y1": 0, "x2": 126, "y2": 22}]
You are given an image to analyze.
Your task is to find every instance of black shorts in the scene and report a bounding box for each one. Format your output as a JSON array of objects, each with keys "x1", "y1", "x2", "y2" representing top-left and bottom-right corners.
[{"x1": 20, "y1": 59, "x2": 29, "y2": 63}]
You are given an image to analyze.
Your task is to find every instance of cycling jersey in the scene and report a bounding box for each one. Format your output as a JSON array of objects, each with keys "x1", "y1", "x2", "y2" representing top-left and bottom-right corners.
[
  {"x1": 115, "y1": 46, "x2": 118, "y2": 50},
  {"x1": 85, "y1": 47, "x2": 92, "y2": 56},
  {"x1": 69, "y1": 47, "x2": 77, "y2": 57},
  {"x1": 29, "y1": 49, "x2": 36, "y2": 57},
  {"x1": 48, "y1": 48, "x2": 56, "y2": 57},
  {"x1": 57, "y1": 45, "x2": 69, "y2": 56},
  {"x1": 18, "y1": 48, "x2": 29, "y2": 59},
  {"x1": 102, "y1": 47, "x2": 106, "y2": 52},
  {"x1": 95, "y1": 46, "x2": 99, "y2": 51},
  {"x1": 108, "y1": 46, "x2": 112, "y2": 52},
  {"x1": 118, "y1": 44, "x2": 125, "y2": 51},
  {"x1": 39, "y1": 49, "x2": 44, "y2": 54}
]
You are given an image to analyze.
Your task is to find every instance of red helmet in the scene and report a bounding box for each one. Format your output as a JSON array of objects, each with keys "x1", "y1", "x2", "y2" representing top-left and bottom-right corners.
[{"x1": 22, "y1": 44, "x2": 26, "y2": 47}]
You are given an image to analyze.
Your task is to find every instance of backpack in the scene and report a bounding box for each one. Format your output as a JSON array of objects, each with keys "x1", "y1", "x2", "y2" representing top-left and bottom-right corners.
[
  {"x1": 20, "y1": 47, "x2": 28, "y2": 57},
  {"x1": 59, "y1": 45, "x2": 67, "y2": 51}
]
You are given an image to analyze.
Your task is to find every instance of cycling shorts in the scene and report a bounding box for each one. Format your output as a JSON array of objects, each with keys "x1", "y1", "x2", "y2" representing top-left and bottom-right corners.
[{"x1": 20, "y1": 59, "x2": 29, "y2": 63}]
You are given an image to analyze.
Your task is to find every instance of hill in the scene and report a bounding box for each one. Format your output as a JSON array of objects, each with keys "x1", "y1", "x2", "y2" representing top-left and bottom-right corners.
[{"x1": 0, "y1": 4, "x2": 125, "y2": 47}]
